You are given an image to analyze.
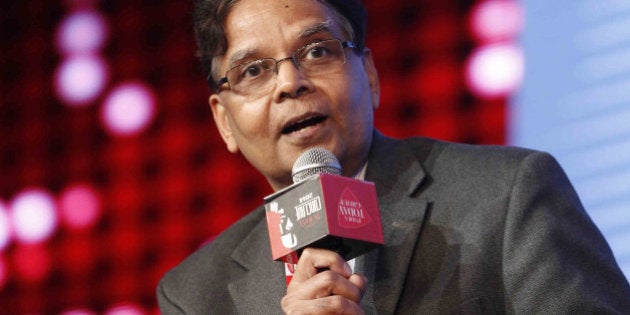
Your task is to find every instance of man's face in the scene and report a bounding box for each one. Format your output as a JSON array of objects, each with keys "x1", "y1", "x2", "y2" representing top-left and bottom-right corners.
[{"x1": 210, "y1": 0, "x2": 379, "y2": 191}]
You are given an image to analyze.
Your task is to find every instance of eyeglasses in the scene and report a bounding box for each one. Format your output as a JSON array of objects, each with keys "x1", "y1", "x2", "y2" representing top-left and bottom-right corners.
[{"x1": 213, "y1": 38, "x2": 356, "y2": 97}]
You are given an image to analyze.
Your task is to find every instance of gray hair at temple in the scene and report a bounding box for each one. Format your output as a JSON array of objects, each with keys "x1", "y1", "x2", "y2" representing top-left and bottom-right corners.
[{"x1": 192, "y1": 0, "x2": 368, "y2": 91}]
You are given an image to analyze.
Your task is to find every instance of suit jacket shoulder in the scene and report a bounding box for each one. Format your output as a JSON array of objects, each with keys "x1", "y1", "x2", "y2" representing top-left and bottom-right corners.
[
  {"x1": 377, "y1": 134, "x2": 630, "y2": 313},
  {"x1": 157, "y1": 206, "x2": 286, "y2": 314}
]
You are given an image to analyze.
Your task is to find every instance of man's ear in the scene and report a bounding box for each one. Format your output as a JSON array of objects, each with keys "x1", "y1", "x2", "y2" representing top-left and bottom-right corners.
[
  {"x1": 209, "y1": 94, "x2": 239, "y2": 153},
  {"x1": 362, "y1": 48, "x2": 380, "y2": 110}
]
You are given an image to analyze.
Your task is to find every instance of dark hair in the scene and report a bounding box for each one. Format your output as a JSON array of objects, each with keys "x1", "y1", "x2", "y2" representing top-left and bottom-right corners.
[{"x1": 192, "y1": 0, "x2": 367, "y2": 91}]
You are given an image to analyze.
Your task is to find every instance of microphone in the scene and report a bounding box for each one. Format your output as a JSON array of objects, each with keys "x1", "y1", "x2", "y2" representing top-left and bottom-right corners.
[
  {"x1": 264, "y1": 147, "x2": 384, "y2": 264},
  {"x1": 291, "y1": 147, "x2": 341, "y2": 183}
]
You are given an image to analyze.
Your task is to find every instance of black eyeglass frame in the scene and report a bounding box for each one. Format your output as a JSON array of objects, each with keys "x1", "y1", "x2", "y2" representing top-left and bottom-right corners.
[{"x1": 208, "y1": 38, "x2": 357, "y2": 93}]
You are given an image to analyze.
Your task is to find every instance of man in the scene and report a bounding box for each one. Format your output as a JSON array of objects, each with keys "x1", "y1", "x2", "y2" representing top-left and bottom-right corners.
[{"x1": 157, "y1": 0, "x2": 630, "y2": 313}]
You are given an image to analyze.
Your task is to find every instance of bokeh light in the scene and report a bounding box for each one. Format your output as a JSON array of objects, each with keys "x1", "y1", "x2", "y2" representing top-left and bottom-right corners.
[
  {"x1": 56, "y1": 10, "x2": 108, "y2": 55},
  {"x1": 101, "y1": 82, "x2": 157, "y2": 136},
  {"x1": 470, "y1": 0, "x2": 523, "y2": 43},
  {"x1": 59, "y1": 183, "x2": 102, "y2": 230},
  {"x1": 55, "y1": 54, "x2": 109, "y2": 107},
  {"x1": 10, "y1": 189, "x2": 58, "y2": 244},
  {"x1": 13, "y1": 244, "x2": 51, "y2": 283},
  {"x1": 0, "y1": 202, "x2": 10, "y2": 251},
  {"x1": 465, "y1": 43, "x2": 524, "y2": 98},
  {"x1": 60, "y1": 308, "x2": 98, "y2": 315},
  {"x1": 104, "y1": 303, "x2": 145, "y2": 315}
]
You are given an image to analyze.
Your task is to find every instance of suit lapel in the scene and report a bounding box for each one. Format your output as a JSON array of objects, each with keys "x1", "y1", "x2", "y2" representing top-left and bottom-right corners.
[
  {"x1": 366, "y1": 132, "x2": 429, "y2": 313},
  {"x1": 228, "y1": 211, "x2": 286, "y2": 314}
]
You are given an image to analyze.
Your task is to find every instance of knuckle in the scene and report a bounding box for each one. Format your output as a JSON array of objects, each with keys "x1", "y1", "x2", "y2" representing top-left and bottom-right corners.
[
  {"x1": 319, "y1": 270, "x2": 339, "y2": 283},
  {"x1": 280, "y1": 295, "x2": 289, "y2": 307},
  {"x1": 301, "y1": 247, "x2": 315, "y2": 258},
  {"x1": 299, "y1": 248, "x2": 317, "y2": 264},
  {"x1": 280, "y1": 295, "x2": 297, "y2": 313},
  {"x1": 328, "y1": 295, "x2": 347, "y2": 309}
]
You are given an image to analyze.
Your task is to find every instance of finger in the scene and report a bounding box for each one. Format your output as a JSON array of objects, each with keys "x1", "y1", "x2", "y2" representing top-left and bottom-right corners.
[
  {"x1": 309, "y1": 270, "x2": 363, "y2": 300},
  {"x1": 286, "y1": 268, "x2": 365, "y2": 302},
  {"x1": 348, "y1": 273, "x2": 368, "y2": 301},
  {"x1": 282, "y1": 294, "x2": 365, "y2": 315},
  {"x1": 291, "y1": 248, "x2": 352, "y2": 283}
]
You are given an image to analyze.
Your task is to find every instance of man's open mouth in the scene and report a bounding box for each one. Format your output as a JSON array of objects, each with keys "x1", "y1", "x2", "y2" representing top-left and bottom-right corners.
[{"x1": 281, "y1": 115, "x2": 327, "y2": 134}]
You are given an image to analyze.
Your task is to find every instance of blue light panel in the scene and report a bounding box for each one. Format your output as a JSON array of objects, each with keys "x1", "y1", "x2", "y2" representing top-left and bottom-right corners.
[{"x1": 511, "y1": 0, "x2": 630, "y2": 281}]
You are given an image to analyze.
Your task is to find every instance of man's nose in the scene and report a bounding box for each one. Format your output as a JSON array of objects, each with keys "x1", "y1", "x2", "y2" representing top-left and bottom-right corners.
[{"x1": 273, "y1": 58, "x2": 314, "y2": 102}]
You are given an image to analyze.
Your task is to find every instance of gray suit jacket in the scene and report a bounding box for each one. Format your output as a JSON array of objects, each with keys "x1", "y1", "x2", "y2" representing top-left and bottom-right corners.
[{"x1": 157, "y1": 132, "x2": 630, "y2": 314}]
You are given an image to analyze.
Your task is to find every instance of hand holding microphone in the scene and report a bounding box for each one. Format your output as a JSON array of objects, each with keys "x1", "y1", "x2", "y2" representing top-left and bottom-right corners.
[
  {"x1": 281, "y1": 248, "x2": 368, "y2": 315},
  {"x1": 265, "y1": 148, "x2": 381, "y2": 314},
  {"x1": 264, "y1": 147, "x2": 383, "y2": 263}
]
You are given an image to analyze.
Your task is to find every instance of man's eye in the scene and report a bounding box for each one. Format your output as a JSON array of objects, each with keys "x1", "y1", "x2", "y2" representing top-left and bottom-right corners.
[
  {"x1": 240, "y1": 63, "x2": 264, "y2": 79},
  {"x1": 305, "y1": 45, "x2": 331, "y2": 59}
]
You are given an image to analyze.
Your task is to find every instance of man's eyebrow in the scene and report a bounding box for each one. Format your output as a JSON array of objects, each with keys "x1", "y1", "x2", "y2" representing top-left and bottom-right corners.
[
  {"x1": 298, "y1": 19, "x2": 335, "y2": 39},
  {"x1": 226, "y1": 49, "x2": 257, "y2": 70}
]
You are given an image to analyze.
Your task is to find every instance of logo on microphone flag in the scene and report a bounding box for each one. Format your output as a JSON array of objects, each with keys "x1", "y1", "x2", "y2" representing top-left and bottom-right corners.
[
  {"x1": 266, "y1": 201, "x2": 298, "y2": 251},
  {"x1": 338, "y1": 187, "x2": 371, "y2": 228}
]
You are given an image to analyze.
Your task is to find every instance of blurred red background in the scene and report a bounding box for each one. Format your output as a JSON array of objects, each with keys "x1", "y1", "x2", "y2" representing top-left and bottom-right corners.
[{"x1": 0, "y1": 0, "x2": 515, "y2": 313}]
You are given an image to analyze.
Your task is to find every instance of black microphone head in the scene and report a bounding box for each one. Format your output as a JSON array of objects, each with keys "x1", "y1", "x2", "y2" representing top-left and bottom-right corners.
[{"x1": 292, "y1": 147, "x2": 342, "y2": 183}]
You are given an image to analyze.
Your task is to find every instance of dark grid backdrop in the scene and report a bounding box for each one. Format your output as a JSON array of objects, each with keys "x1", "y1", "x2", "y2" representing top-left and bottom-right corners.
[{"x1": 0, "y1": 0, "x2": 504, "y2": 313}]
